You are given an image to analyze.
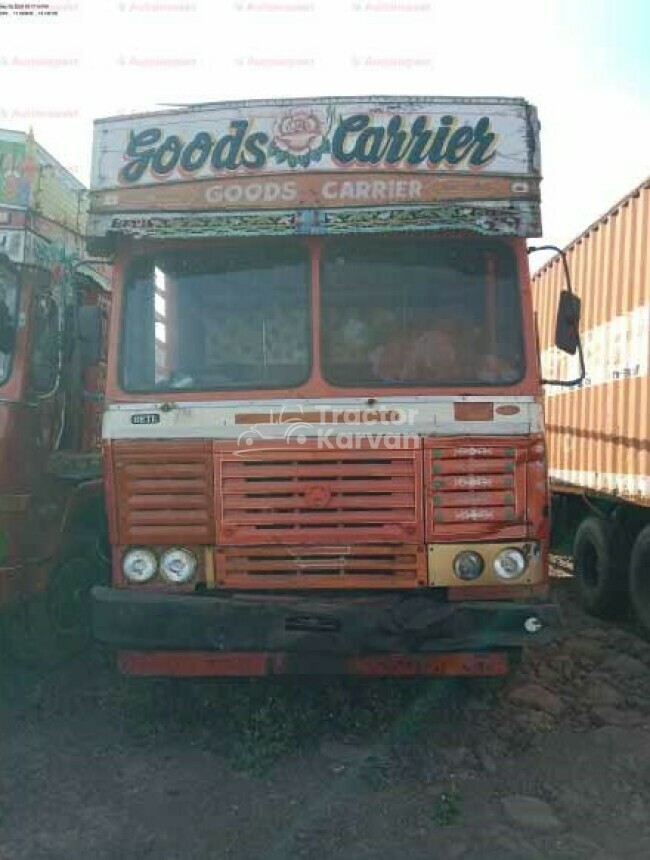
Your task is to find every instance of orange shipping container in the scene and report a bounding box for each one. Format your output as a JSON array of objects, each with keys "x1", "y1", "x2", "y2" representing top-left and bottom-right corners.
[{"x1": 532, "y1": 178, "x2": 650, "y2": 508}]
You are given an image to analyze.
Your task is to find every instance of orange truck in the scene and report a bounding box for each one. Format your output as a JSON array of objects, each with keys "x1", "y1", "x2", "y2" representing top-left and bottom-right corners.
[
  {"x1": 533, "y1": 179, "x2": 650, "y2": 634},
  {"x1": 88, "y1": 96, "x2": 573, "y2": 678},
  {"x1": 0, "y1": 129, "x2": 111, "y2": 662}
]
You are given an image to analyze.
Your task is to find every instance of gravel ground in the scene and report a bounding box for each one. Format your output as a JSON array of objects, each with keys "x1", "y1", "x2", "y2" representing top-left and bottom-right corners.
[{"x1": 3, "y1": 577, "x2": 650, "y2": 860}]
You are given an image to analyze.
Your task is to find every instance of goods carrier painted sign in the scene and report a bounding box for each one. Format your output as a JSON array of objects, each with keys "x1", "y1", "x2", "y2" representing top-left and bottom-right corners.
[{"x1": 89, "y1": 96, "x2": 542, "y2": 246}]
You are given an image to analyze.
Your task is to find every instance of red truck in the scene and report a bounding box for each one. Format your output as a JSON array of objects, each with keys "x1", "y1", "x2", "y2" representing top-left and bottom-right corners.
[
  {"x1": 0, "y1": 129, "x2": 111, "y2": 662},
  {"x1": 88, "y1": 96, "x2": 577, "y2": 677}
]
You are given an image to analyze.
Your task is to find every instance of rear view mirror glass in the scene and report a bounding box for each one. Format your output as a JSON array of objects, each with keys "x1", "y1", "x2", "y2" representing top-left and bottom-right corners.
[
  {"x1": 78, "y1": 304, "x2": 102, "y2": 367},
  {"x1": 555, "y1": 290, "x2": 581, "y2": 355},
  {"x1": 0, "y1": 300, "x2": 15, "y2": 353}
]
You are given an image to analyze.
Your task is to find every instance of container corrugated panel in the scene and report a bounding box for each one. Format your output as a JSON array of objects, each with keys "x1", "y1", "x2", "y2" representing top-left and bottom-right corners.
[{"x1": 532, "y1": 179, "x2": 650, "y2": 506}]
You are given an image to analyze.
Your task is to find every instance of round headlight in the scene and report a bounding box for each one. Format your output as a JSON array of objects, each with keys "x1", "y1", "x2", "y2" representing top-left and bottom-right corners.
[
  {"x1": 160, "y1": 548, "x2": 197, "y2": 584},
  {"x1": 122, "y1": 548, "x2": 157, "y2": 583},
  {"x1": 494, "y1": 548, "x2": 527, "y2": 580},
  {"x1": 453, "y1": 550, "x2": 485, "y2": 581}
]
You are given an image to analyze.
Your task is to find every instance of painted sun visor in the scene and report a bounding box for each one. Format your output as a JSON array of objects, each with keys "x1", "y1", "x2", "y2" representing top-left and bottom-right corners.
[{"x1": 88, "y1": 96, "x2": 542, "y2": 245}]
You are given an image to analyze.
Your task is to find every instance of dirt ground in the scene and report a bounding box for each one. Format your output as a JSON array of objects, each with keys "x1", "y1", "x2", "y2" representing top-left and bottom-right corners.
[{"x1": 3, "y1": 576, "x2": 650, "y2": 860}]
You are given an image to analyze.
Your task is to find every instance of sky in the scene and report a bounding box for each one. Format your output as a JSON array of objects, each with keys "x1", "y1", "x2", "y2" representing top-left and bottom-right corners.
[{"x1": 1, "y1": 0, "x2": 648, "y2": 252}]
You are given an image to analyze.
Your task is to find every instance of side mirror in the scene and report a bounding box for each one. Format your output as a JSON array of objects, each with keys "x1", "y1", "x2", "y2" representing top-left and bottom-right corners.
[
  {"x1": 0, "y1": 300, "x2": 15, "y2": 354},
  {"x1": 528, "y1": 244, "x2": 586, "y2": 387},
  {"x1": 554, "y1": 290, "x2": 581, "y2": 355},
  {"x1": 78, "y1": 304, "x2": 102, "y2": 367}
]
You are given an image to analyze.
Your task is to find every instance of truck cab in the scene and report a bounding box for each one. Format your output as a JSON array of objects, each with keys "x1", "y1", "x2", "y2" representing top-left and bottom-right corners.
[
  {"x1": 0, "y1": 129, "x2": 111, "y2": 662},
  {"x1": 89, "y1": 96, "x2": 561, "y2": 677}
]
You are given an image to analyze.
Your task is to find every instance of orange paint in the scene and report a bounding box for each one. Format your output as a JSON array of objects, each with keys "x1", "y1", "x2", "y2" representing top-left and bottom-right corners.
[
  {"x1": 454, "y1": 402, "x2": 494, "y2": 421},
  {"x1": 118, "y1": 650, "x2": 510, "y2": 677},
  {"x1": 92, "y1": 172, "x2": 539, "y2": 214}
]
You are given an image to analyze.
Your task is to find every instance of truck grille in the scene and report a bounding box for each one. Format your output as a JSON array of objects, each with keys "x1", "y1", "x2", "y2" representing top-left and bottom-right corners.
[
  {"x1": 215, "y1": 440, "x2": 423, "y2": 545},
  {"x1": 111, "y1": 441, "x2": 214, "y2": 545},
  {"x1": 424, "y1": 439, "x2": 527, "y2": 539},
  {"x1": 216, "y1": 544, "x2": 426, "y2": 588}
]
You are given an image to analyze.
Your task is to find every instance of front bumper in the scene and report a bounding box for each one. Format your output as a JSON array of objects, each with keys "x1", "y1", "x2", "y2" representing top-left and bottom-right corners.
[{"x1": 92, "y1": 586, "x2": 561, "y2": 663}]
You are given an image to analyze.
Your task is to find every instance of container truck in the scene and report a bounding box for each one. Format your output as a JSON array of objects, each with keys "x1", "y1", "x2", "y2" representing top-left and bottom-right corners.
[
  {"x1": 88, "y1": 95, "x2": 575, "y2": 678},
  {"x1": 0, "y1": 129, "x2": 111, "y2": 662},
  {"x1": 533, "y1": 178, "x2": 650, "y2": 633}
]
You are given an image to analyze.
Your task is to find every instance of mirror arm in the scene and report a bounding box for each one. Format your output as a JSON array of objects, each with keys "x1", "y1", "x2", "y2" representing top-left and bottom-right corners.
[
  {"x1": 528, "y1": 244, "x2": 574, "y2": 292},
  {"x1": 528, "y1": 244, "x2": 586, "y2": 387}
]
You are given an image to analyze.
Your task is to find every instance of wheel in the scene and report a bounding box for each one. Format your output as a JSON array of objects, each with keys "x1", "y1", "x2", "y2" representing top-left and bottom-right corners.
[
  {"x1": 629, "y1": 526, "x2": 650, "y2": 637},
  {"x1": 572, "y1": 516, "x2": 627, "y2": 618},
  {"x1": 3, "y1": 531, "x2": 108, "y2": 665}
]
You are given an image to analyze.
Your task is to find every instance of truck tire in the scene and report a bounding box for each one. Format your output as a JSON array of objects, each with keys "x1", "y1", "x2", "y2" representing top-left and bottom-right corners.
[
  {"x1": 4, "y1": 530, "x2": 108, "y2": 665},
  {"x1": 629, "y1": 526, "x2": 650, "y2": 638},
  {"x1": 572, "y1": 516, "x2": 627, "y2": 618}
]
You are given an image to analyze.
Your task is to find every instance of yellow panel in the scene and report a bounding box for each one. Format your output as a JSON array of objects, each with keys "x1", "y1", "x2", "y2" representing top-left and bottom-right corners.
[
  {"x1": 204, "y1": 547, "x2": 216, "y2": 587},
  {"x1": 427, "y1": 541, "x2": 543, "y2": 587}
]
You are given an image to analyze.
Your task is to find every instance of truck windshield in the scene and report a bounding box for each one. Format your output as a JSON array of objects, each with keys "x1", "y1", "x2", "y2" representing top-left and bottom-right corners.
[
  {"x1": 321, "y1": 237, "x2": 525, "y2": 387},
  {"x1": 0, "y1": 261, "x2": 19, "y2": 385},
  {"x1": 122, "y1": 243, "x2": 311, "y2": 391},
  {"x1": 121, "y1": 237, "x2": 525, "y2": 393}
]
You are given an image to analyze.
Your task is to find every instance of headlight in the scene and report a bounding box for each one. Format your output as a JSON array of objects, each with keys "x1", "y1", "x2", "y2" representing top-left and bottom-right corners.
[
  {"x1": 123, "y1": 548, "x2": 157, "y2": 583},
  {"x1": 453, "y1": 550, "x2": 484, "y2": 581},
  {"x1": 494, "y1": 548, "x2": 527, "y2": 580},
  {"x1": 160, "y1": 547, "x2": 197, "y2": 584}
]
